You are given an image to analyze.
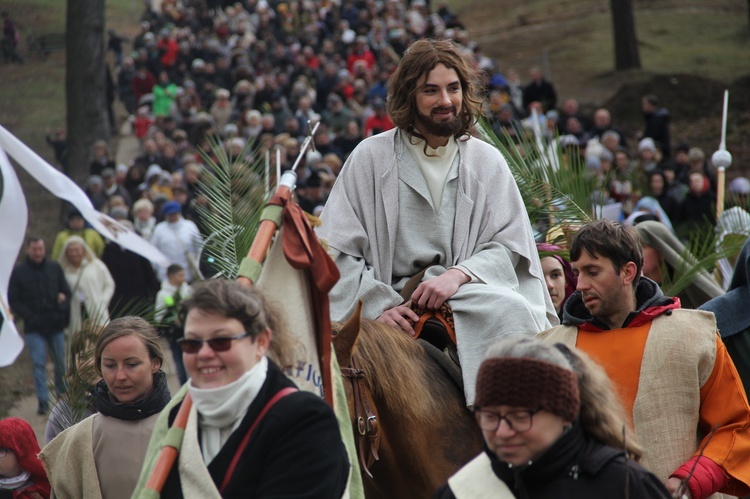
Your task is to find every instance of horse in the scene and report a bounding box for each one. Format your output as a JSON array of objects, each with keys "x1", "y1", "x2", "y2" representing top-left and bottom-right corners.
[{"x1": 333, "y1": 304, "x2": 483, "y2": 499}]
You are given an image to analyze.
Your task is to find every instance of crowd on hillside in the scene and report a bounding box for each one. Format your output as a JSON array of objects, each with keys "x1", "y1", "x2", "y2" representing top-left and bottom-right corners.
[
  {"x1": 5, "y1": 1, "x2": 750, "y2": 499},
  {"x1": 42, "y1": 0, "x2": 748, "y2": 265}
]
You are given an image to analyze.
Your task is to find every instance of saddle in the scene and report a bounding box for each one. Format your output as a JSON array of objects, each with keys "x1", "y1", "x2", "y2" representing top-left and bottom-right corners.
[{"x1": 400, "y1": 261, "x2": 462, "y2": 388}]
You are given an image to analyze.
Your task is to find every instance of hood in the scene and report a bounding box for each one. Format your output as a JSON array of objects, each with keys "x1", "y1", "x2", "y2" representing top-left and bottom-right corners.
[
  {"x1": 562, "y1": 277, "x2": 679, "y2": 331},
  {"x1": 701, "y1": 237, "x2": 750, "y2": 338}
]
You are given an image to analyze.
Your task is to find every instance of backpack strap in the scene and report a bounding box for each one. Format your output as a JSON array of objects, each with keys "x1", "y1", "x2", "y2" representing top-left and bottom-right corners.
[{"x1": 219, "y1": 386, "x2": 299, "y2": 493}]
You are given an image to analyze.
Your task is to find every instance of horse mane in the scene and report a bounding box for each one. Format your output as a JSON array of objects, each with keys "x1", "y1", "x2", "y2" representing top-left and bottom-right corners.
[{"x1": 341, "y1": 318, "x2": 457, "y2": 427}]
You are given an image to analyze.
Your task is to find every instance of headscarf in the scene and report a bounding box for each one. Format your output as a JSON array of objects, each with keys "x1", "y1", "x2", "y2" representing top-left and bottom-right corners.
[
  {"x1": 624, "y1": 196, "x2": 674, "y2": 233},
  {"x1": 715, "y1": 207, "x2": 750, "y2": 290},
  {"x1": 536, "y1": 243, "x2": 577, "y2": 306},
  {"x1": 58, "y1": 235, "x2": 97, "y2": 271},
  {"x1": 0, "y1": 418, "x2": 51, "y2": 498},
  {"x1": 701, "y1": 237, "x2": 750, "y2": 338}
]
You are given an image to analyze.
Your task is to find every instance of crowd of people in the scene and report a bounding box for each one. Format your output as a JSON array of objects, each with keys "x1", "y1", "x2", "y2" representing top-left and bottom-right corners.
[{"x1": 4, "y1": 0, "x2": 750, "y2": 498}]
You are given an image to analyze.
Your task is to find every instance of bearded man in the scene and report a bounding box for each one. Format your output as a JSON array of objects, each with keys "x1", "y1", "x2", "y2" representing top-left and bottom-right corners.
[{"x1": 317, "y1": 39, "x2": 556, "y2": 406}]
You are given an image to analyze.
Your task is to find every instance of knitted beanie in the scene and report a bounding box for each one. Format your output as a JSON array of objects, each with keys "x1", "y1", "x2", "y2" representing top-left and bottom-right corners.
[{"x1": 474, "y1": 357, "x2": 580, "y2": 423}]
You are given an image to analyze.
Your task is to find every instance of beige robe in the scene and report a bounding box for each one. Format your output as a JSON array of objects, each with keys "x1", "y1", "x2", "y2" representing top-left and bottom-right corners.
[{"x1": 40, "y1": 412, "x2": 159, "y2": 499}]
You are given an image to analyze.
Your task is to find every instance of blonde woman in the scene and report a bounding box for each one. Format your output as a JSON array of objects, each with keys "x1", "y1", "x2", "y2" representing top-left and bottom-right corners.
[
  {"x1": 58, "y1": 236, "x2": 115, "y2": 335},
  {"x1": 40, "y1": 317, "x2": 170, "y2": 499}
]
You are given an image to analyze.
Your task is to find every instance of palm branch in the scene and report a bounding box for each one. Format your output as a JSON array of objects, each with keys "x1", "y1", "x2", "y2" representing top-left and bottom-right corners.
[
  {"x1": 477, "y1": 120, "x2": 596, "y2": 243},
  {"x1": 195, "y1": 136, "x2": 272, "y2": 279},
  {"x1": 661, "y1": 224, "x2": 746, "y2": 299}
]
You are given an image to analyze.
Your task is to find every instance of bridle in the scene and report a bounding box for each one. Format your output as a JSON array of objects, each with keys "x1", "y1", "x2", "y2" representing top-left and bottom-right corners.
[{"x1": 340, "y1": 354, "x2": 381, "y2": 478}]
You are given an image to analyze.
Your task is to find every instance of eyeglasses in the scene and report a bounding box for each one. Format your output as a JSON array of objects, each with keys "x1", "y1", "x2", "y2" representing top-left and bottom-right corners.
[
  {"x1": 475, "y1": 409, "x2": 538, "y2": 433},
  {"x1": 177, "y1": 332, "x2": 250, "y2": 353}
]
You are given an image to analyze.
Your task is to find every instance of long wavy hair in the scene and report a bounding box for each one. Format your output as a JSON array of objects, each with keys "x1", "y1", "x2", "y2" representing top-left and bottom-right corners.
[
  {"x1": 386, "y1": 38, "x2": 482, "y2": 140},
  {"x1": 485, "y1": 336, "x2": 643, "y2": 459}
]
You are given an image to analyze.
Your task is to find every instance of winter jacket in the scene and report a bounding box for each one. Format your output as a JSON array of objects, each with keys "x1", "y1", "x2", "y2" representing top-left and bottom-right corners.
[
  {"x1": 541, "y1": 278, "x2": 750, "y2": 497},
  {"x1": 8, "y1": 257, "x2": 71, "y2": 334},
  {"x1": 138, "y1": 360, "x2": 349, "y2": 498},
  {"x1": 436, "y1": 424, "x2": 670, "y2": 499}
]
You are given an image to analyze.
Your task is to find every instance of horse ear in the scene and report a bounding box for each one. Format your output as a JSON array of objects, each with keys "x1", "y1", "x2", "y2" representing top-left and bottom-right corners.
[{"x1": 333, "y1": 300, "x2": 362, "y2": 367}]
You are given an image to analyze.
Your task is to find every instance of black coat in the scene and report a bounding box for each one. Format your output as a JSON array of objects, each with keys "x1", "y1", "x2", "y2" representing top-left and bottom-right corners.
[
  {"x1": 644, "y1": 108, "x2": 671, "y2": 156},
  {"x1": 101, "y1": 242, "x2": 159, "y2": 316},
  {"x1": 8, "y1": 257, "x2": 71, "y2": 334},
  {"x1": 161, "y1": 360, "x2": 349, "y2": 498},
  {"x1": 436, "y1": 424, "x2": 670, "y2": 499}
]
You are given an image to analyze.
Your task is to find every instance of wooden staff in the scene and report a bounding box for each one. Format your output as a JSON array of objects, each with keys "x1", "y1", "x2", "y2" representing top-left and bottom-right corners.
[
  {"x1": 142, "y1": 393, "x2": 193, "y2": 494},
  {"x1": 237, "y1": 121, "x2": 319, "y2": 287},
  {"x1": 714, "y1": 90, "x2": 731, "y2": 221}
]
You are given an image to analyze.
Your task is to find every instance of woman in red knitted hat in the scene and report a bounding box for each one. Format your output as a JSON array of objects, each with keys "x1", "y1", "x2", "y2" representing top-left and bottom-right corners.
[
  {"x1": 0, "y1": 418, "x2": 50, "y2": 499},
  {"x1": 436, "y1": 337, "x2": 670, "y2": 499}
]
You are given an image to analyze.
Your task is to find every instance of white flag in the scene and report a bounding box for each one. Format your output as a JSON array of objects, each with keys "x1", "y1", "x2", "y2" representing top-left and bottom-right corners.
[
  {"x1": 0, "y1": 145, "x2": 28, "y2": 367},
  {"x1": 0, "y1": 125, "x2": 170, "y2": 267}
]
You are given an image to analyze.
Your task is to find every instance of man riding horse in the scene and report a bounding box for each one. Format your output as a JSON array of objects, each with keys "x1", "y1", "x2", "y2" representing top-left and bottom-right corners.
[{"x1": 317, "y1": 38, "x2": 556, "y2": 407}]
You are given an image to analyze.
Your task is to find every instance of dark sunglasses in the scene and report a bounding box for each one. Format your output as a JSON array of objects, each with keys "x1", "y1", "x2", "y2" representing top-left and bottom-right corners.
[{"x1": 177, "y1": 332, "x2": 250, "y2": 353}]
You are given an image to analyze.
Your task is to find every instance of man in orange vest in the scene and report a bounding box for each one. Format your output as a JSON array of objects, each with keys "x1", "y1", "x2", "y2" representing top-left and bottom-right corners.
[{"x1": 540, "y1": 219, "x2": 750, "y2": 499}]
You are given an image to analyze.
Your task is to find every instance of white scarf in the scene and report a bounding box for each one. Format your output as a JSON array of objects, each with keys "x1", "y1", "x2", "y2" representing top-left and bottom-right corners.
[
  {"x1": 188, "y1": 356, "x2": 268, "y2": 464},
  {"x1": 0, "y1": 470, "x2": 31, "y2": 490}
]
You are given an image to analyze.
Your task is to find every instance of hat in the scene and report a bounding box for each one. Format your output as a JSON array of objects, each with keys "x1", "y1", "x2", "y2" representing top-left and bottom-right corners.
[
  {"x1": 0, "y1": 418, "x2": 51, "y2": 498},
  {"x1": 191, "y1": 58, "x2": 206, "y2": 70},
  {"x1": 638, "y1": 137, "x2": 656, "y2": 153},
  {"x1": 688, "y1": 147, "x2": 705, "y2": 162},
  {"x1": 474, "y1": 357, "x2": 580, "y2": 422},
  {"x1": 341, "y1": 29, "x2": 356, "y2": 44},
  {"x1": 546, "y1": 109, "x2": 559, "y2": 121},
  {"x1": 101, "y1": 167, "x2": 115, "y2": 178},
  {"x1": 223, "y1": 123, "x2": 239, "y2": 136},
  {"x1": 146, "y1": 164, "x2": 163, "y2": 180},
  {"x1": 110, "y1": 206, "x2": 129, "y2": 220},
  {"x1": 116, "y1": 163, "x2": 129, "y2": 174},
  {"x1": 162, "y1": 201, "x2": 182, "y2": 215},
  {"x1": 68, "y1": 209, "x2": 84, "y2": 220},
  {"x1": 216, "y1": 88, "x2": 231, "y2": 99},
  {"x1": 729, "y1": 177, "x2": 750, "y2": 195}
]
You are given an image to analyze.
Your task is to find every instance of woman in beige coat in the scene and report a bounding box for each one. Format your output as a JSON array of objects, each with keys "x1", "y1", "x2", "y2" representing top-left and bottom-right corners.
[{"x1": 40, "y1": 317, "x2": 171, "y2": 499}]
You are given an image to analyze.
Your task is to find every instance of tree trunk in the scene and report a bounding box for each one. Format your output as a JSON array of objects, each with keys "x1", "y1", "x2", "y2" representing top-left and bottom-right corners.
[
  {"x1": 610, "y1": 0, "x2": 641, "y2": 70},
  {"x1": 66, "y1": 0, "x2": 110, "y2": 184}
]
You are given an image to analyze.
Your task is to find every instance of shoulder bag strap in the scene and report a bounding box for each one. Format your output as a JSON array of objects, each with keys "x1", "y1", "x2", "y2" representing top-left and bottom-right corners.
[{"x1": 219, "y1": 386, "x2": 299, "y2": 493}]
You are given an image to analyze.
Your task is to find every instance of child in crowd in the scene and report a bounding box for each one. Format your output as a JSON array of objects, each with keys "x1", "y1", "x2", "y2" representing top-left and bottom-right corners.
[
  {"x1": 0, "y1": 418, "x2": 51, "y2": 499},
  {"x1": 154, "y1": 264, "x2": 191, "y2": 384}
]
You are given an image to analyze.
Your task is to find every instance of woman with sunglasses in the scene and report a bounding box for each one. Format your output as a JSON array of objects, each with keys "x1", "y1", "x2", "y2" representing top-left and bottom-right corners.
[
  {"x1": 436, "y1": 337, "x2": 670, "y2": 499},
  {"x1": 134, "y1": 278, "x2": 349, "y2": 498},
  {"x1": 39, "y1": 317, "x2": 170, "y2": 499}
]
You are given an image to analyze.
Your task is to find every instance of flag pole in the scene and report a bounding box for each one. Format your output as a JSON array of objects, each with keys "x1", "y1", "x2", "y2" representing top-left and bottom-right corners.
[
  {"x1": 713, "y1": 90, "x2": 732, "y2": 221},
  {"x1": 237, "y1": 120, "x2": 320, "y2": 287}
]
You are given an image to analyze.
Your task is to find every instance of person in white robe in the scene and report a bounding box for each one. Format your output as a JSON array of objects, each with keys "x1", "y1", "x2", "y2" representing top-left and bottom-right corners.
[
  {"x1": 59, "y1": 235, "x2": 115, "y2": 336},
  {"x1": 317, "y1": 39, "x2": 556, "y2": 406}
]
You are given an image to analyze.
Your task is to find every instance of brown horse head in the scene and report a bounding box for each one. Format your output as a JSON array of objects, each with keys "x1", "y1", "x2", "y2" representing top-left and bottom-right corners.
[{"x1": 332, "y1": 308, "x2": 482, "y2": 499}]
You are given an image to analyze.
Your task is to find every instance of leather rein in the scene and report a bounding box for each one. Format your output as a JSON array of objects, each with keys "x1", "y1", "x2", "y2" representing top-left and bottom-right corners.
[{"x1": 340, "y1": 354, "x2": 381, "y2": 478}]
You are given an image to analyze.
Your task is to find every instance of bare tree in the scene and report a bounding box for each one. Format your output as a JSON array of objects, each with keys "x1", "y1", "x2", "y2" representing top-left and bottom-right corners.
[
  {"x1": 66, "y1": 0, "x2": 110, "y2": 184},
  {"x1": 610, "y1": 0, "x2": 641, "y2": 70}
]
